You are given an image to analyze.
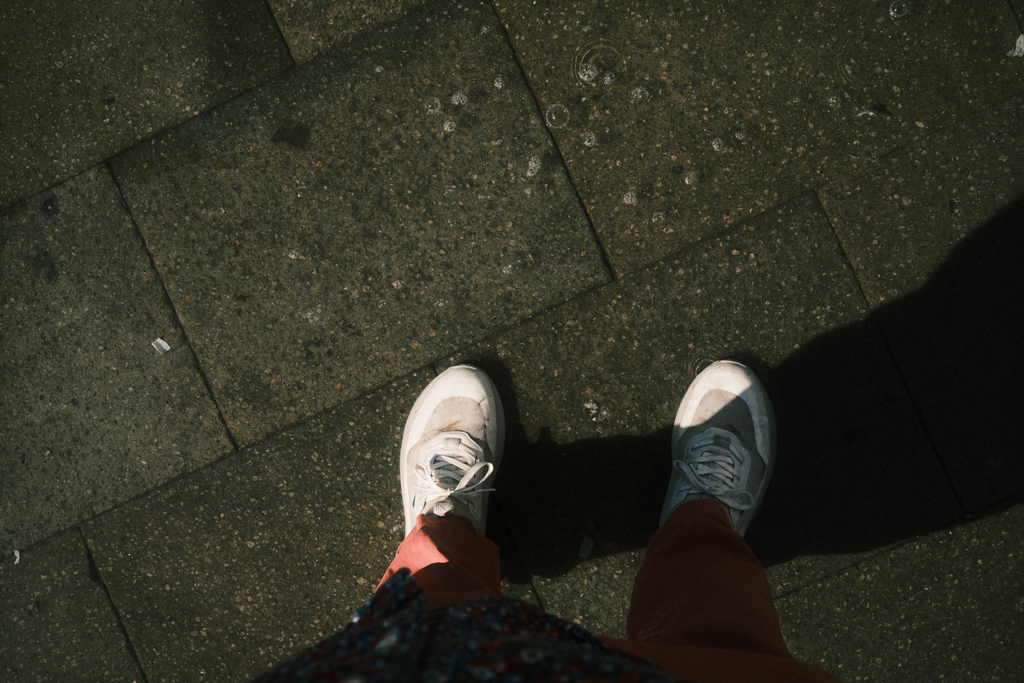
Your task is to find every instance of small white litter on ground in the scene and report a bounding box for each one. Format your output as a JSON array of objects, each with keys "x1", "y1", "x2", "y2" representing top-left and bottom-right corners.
[
  {"x1": 1009, "y1": 34, "x2": 1024, "y2": 58},
  {"x1": 152, "y1": 338, "x2": 171, "y2": 354}
]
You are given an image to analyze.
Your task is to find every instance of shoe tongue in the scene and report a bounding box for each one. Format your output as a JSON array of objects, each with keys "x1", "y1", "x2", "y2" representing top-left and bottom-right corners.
[
  {"x1": 432, "y1": 436, "x2": 471, "y2": 488},
  {"x1": 712, "y1": 433, "x2": 731, "y2": 450}
]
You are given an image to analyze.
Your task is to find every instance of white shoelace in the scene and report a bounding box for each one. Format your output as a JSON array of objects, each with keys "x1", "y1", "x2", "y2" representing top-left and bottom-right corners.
[
  {"x1": 414, "y1": 431, "x2": 495, "y2": 515},
  {"x1": 673, "y1": 428, "x2": 755, "y2": 511}
]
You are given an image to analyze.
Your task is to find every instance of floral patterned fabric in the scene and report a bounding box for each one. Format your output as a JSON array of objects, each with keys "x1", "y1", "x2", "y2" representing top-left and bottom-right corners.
[{"x1": 250, "y1": 568, "x2": 694, "y2": 683}]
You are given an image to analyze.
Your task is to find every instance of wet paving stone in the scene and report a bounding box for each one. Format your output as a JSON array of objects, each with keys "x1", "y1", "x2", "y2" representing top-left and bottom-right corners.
[
  {"x1": 447, "y1": 193, "x2": 962, "y2": 636},
  {"x1": 112, "y1": 0, "x2": 611, "y2": 448},
  {"x1": 493, "y1": 0, "x2": 1024, "y2": 275},
  {"x1": 85, "y1": 372, "x2": 421, "y2": 683},
  {"x1": 266, "y1": 0, "x2": 430, "y2": 64},
  {"x1": 779, "y1": 497, "x2": 1024, "y2": 682},
  {"x1": 0, "y1": 166, "x2": 234, "y2": 554},
  {"x1": 0, "y1": 529, "x2": 144, "y2": 683},
  {"x1": 819, "y1": 96, "x2": 1024, "y2": 511},
  {"x1": 0, "y1": 0, "x2": 291, "y2": 209}
]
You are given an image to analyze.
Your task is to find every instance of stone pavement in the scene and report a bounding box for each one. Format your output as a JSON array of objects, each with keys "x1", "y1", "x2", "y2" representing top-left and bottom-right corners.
[{"x1": 2, "y1": 0, "x2": 1023, "y2": 680}]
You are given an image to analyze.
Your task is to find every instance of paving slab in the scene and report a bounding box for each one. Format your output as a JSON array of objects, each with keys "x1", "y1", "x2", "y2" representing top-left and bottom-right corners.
[
  {"x1": 0, "y1": 528, "x2": 143, "y2": 683},
  {"x1": 1012, "y1": 0, "x2": 1024, "y2": 31},
  {"x1": 819, "y1": 96, "x2": 1024, "y2": 511},
  {"x1": 446, "y1": 193, "x2": 961, "y2": 637},
  {"x1": 0, "y1": 165, "x2": 234, "y2": 555},
  {"x1": 492, "y1": 0, "x2": 1024, "y2": 274},
  {"x1": 84, "y1": 369, "x2": 539, "y2": 683},
  {"x1": 779, "y1": 497, "x2": 1024, "y2": 682},
  {"x1": 111, "y1": 0, "x2": 611, "y2": 448},
  {"x1": 0, "y1": 0, "x2": 292, "y2": 210},
  {"x1": 266, "y1": 0, "x2": 430, "y2": 64}
]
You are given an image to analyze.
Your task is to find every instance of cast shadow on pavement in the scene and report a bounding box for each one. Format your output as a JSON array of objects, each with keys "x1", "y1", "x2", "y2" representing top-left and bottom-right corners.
[{"x1": 473, "y1": 193, "x2": 1024, "y2": 580}]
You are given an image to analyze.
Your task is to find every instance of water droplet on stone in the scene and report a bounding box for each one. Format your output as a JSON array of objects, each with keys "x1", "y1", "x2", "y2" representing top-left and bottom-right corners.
[
  {"x1": 545, "y1": 104, "x2": 570, "y2": 128},
  {"x1": 578, "y1": 63, "x2": 599, "y2": 82}
]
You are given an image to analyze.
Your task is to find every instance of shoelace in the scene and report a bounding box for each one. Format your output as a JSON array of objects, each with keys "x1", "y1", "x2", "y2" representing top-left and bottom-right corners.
[
  {"x1": 414, "y1": 431, "x2": 495, "y2": 515},
  {"x1": 673, "y1": 428, "x2": 754, "y2": 511}
]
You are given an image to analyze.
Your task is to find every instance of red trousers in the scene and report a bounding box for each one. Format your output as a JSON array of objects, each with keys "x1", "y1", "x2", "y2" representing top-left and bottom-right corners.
[{"x1": 376, "y1": 499, "x2": 840, "y2": 683}]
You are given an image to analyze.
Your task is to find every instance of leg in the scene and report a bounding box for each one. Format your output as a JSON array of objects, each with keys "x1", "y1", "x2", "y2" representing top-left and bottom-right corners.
[
  {"x1": 625, "y1": 498, "x2": 790, "y2": 656},
  {"x1": 376, "y1": 513, "x2": 502, "y2": 612},
  {"x1": 379, "y1": 364, "x2": 506, "y2": 611},
  {"x1": 603, "y1": 361, "x2": 839, "y2": 682},
  {"x1": 634, "y1": 360, "x2": 784, "y2": 653}
]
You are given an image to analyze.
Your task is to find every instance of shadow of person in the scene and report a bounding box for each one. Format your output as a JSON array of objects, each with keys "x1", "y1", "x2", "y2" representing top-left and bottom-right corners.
[{"x1": 468, "y1": 192, "x2": 1024, "y2": 580}]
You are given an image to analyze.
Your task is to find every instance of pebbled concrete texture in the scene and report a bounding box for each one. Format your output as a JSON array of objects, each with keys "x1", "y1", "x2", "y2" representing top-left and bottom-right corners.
[
  {"x1": 819, "y1": 96, "x2": 1024, "y2": 512},
  {"x1": 266, "y1": 0, "x2": 430, "y2": 64},
  {"x1": 112, "y1": 0, "x2": 610, "y2": 448},
  {"x1": 780, "y1": 497, "x2": 1024, "y2": 681},
  {"x1": 0, "y1": 529, "x2": 144, "y2": 683},
  {"x1": 0, "y1": 165, "x2": 234, "y2": 555},
  {"x1": 492, "y1": 0, "x2": 1024, "y2": 275},
  {"x1": 84, "y1": 372, "x2": 429, "y2": 683},
  {"x1": 0, "y1": 0, "x2": 292, "y2": 210}
]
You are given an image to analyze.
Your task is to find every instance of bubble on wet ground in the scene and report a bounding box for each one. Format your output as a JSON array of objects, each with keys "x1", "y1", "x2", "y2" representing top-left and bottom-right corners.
[
  {"x1": 450, "y1": 91, "x2": 468, "y2": 106},
  {"x1": 480, "y1": 25, "x2": 490, "y2": 34},
  {"x1": 524, "y1": 187, "x2": 533, "y2": 196},
  {"x1": 578, "y1": 63, "x2": 599, "y2": 82},
  {"x1": 711, "y1": 137, "x2": 724, "y2": 152},
  {"x1": 392, "y1": 281, "x2": 403, "y2": 289},
  {"x1": 630, "y1": 86, "x2": 650, "y2": 102},
  {"x1": 684, "y1": 171, "x2": 698, "y2": 185},
  {"x1": 545, "y1": 104, "x2": 570, "y2": 128},
  {"x1": 443, "y1": 119, "x2": 456, "y2": 132},
  {"x1": 603, "y1": 71, "x2": 615, "y2": 85},
  {"x1": 734, "y1": 131, "x2": 746, "y2": 140},
  {"x1": 573, "y1": 40, "x2": 623, "y2": 86},
  {"x1": 1009, "y1": 34, "x2": 1024, "y2": 57},
  {"x1": 622, "y1": 191, "x2": 637, "y2": 205},
  {"x1": 583, "y1": 132, "x2": 597, "y2": 147},
  {"x1": 424, "y1": 97, "x2": 442, "y2": 115},
  {"x1": 526, "y1": 155, "x2": 541, "y2": 177},
  {"x1": 493, "y1": 75, "x2": 505, "y2": 89},
  {"x1": 889, "y1": 1, "x2": 908, "y2": 19},
  {"x1": 828, "y1": 94, "x2": 841, "y2": 106},
  {"x1": 764, "y1": 68, "x2": 774, "y2": 76},
  {"x1": 652, "y1": 212, "x2": 665, "y2": 223},
  {"x1": 374, "y1": 65, "x2": 384, "y2": 73}
]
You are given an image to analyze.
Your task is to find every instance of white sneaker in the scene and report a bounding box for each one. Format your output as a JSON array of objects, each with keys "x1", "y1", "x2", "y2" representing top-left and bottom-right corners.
[
  {"x1": 400, "y1": 365, "x2": 505, "y2": 537},
  {"x1": 660, "y1": 360, "x2": 776, "y2": 536}
]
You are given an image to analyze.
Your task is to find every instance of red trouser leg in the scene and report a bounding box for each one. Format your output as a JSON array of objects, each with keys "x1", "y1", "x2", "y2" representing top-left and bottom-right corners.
[
  {"x1": 376, "y1": 514, "x2": 501, "y2": 612},
  {"x1": 600, "y1": 499, "x2": 840, "y2": 683},
  {"x1": 375, "y1": 505, "x2": 840, "y2": 683}
]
